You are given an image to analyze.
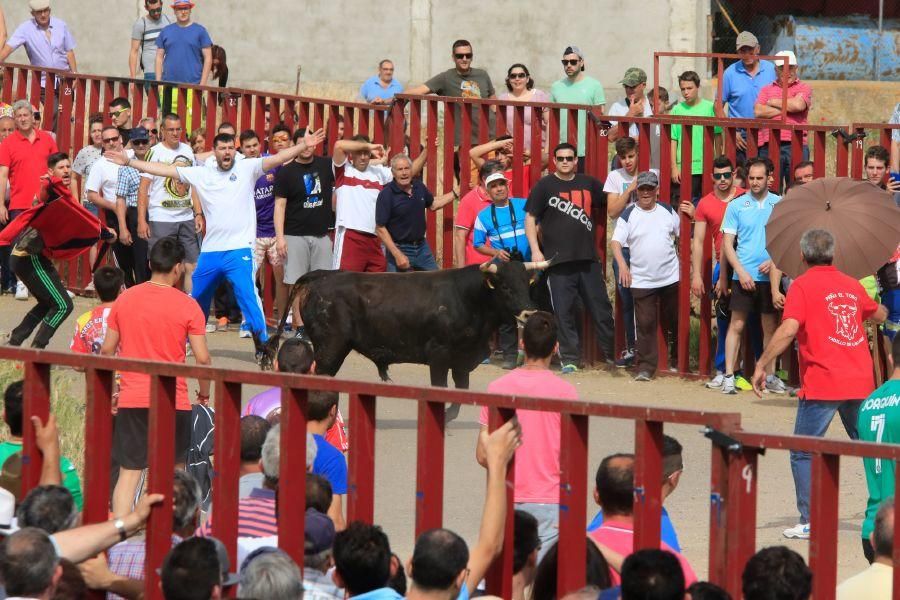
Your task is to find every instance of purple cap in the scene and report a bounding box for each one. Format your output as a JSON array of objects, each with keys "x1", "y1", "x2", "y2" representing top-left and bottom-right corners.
[{"x1": 305, "y1": 509, "x2": 335, "y2": 555}]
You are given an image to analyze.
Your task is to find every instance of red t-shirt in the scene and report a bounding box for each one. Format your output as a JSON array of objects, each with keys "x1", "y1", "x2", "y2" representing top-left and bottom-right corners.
[
  {"x1": 504, "y1": 167, "x2": 533, "y2": 198},
  {"x1": 694, "y1": 187, "x2": 745, "y2": 257},
  {"x1": 107, "y1": 282, "x2": 206, "y2": 410},
  {"x1": 782, "y1": 265, "x2": 879, "y2": 401},
  {"x1": 70, "y1": 306, "x2": 112, "y2": 355},
  {"x1": 455, "y1": 186, "x2": 492, "y2": 266},
  {"x1": 0, "y1": 129, "x2": 59, "y2": 210}
]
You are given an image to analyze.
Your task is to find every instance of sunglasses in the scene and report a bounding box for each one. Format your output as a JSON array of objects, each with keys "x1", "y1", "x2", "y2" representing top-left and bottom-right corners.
[
  {"x1": 132, "y1": 139, "x2": 150, "y2": 144},
  {"x1": 454, "y1": 53, "x2": 473, "y2": 59},
  {"x1": 712, "y1": 171, "x2": 733, "y2": 180},
  {"x1": 561, "y1": 59, "x2": 580, "y2": 66},
  {"x1": 109, "y1": 109, "x2": 128, "y2": 117},
  {"x1": 508, "y1": 73, "x2": 528, "y2": 79},
  {"x1": 555, "y1": 155, "x2": 576, "y2": 162},
  {"x1": 148, "y1": 128, "x2": 158, "y2": 135},
  {"x1": 102, "y1": 136, "x2": 121, "y2": 143}
]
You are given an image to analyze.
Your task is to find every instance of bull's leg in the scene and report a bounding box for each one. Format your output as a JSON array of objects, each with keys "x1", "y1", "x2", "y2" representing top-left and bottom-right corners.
[
  {"x1": 314, "y1": 341, "x2": 352, "y2": 377},
  {"x1": 451, "y1": 368, "x2": 470, "y2": 389},
  {"x1": 429, "y1": 364, "x2": 449, "y2": 387}
]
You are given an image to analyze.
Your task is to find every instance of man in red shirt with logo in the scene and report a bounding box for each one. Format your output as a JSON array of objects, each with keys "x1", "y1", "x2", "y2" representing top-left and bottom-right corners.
[{"x1": 752, "y1": 229, "x2": 887, "y2": 540}]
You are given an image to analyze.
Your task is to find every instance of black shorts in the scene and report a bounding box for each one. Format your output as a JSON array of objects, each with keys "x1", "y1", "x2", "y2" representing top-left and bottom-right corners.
[
  {"x1": 729, "y1": 280, "x2": 776, "y2": 314},
  {"x1": 112, "y1": 408, "x2": 192, "y2": 470}
]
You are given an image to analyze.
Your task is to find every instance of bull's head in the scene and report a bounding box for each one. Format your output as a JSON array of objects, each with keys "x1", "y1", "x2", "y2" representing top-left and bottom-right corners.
[
  {"x1": 254, "y1": 333, "x2": 281, "y2": 371},
  {"x1": 826, "y1": 301, "x2": 859, "y2": 342},
  {"x1": 480, "y1": 260, "x2": 548, "y2": 324}
]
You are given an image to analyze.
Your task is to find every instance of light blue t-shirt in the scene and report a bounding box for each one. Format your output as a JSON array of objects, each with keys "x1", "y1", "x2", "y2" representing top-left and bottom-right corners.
[
  {"x1": 721, "y1": 60, "x2": 777, "y2": 119},
  {"x1": 586, "y1": 507, "x2": 681, "y2": 552},
  {"x1": 359, "y1": 76, "x2": 403, "y2": 102},
  {"x1": 549, "y1": 76, "x2": 606, "y2": 156},
  {"x1": 721, "y1": 191, "x2": 782, "y2": 281},
  {"x1": 157, "y1": 22, "x2": 212, "y2": 84},
  {"x1": 472, "y1": 198, "x2": 531, "y2": 261}
]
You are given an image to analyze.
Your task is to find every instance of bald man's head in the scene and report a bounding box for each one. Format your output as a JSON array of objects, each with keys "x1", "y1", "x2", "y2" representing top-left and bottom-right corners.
[{"x1": 595, "y1": 454, "x2": 635, "y2": 517}]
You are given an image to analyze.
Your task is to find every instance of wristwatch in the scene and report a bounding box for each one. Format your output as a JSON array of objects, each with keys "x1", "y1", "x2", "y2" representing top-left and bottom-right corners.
[{"x1": 114, "y1": 518, "x2": 128, "y2": 542}]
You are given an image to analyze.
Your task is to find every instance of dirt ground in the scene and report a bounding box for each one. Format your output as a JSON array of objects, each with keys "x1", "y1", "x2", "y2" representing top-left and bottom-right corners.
[{"x1": 0, "y1": 294, "x2": 873, "y2": 584}]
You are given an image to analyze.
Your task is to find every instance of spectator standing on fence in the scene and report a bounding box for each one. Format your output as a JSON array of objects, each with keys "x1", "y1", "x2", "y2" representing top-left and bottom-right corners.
[
  {"x1": 476, "y1": 311, "x2": 576, "y2": 557},
  {"x1": 550, "y1": 45, "x2": 605, "y2": 167},
  {"x1": 332, "y1": 136, "x2": 393, "y2": 272},
  {"x1": 720, "y1": 158, "x2": 783, "y2": 395},
  {"x1": 454, "y1": 160, "x2": 504, "y2": 268},
  {"x1": 607, "y1": 68, "x2": 653, "y2": 144},
  {"x1": 360, "y1": 59, "x2": 403, "y2": 104},
  {"x1": 154, "y1": 0, "x2": 211, "y2": 116},
  {"x1": 129, "y1": 0, "x2": 171, "y2": 82},
  {"x1": 721, "y1": 31, "x2": 777, "y2": 156},
  {"x1": 137, "y1": 113, "x2": 200, "y2": 292},
  {"x1": 114, "y1": 125, "x2": 153, "y2": 285},
  {"x1": 754, "y1": 50, "x2": 812, "y2": 192},
  {"x1": 0, "y1": 100, "x2": 60, "y2": 301},
  {"x1": 612, "y1": 171, "x2": 680, "y2": 381},
  {"x1": 376, "y1": 154, "x2": 453, "y2": 272},
  {"x1": 839, "y1": 499, "x2": 894, "y2": 598},
  {"x1": 498, "y1": 63, "x2": 550, "y2": 151},
  {"x1": 670, "y1": 71, "x2": 721, "y2": 205},
  {"x1": 108, "y1": 98, "x2": 134, "y2": 146},
  {"x1": 751, "y1": 229, "x2": 886, "y2": 539},
  {"x1": 405, "y1": 40, "x2": 495, "y2": 149},
  {"x1": 687, "y1": 156, "x2": 745, "y2": 389},
  {"x1": 0, "y1": 0, "x2": 77, "y2": 83},
  {"x1": 274, "y1": 127, "x2": 335, "y2": 336},
  {"x1": 526, "y1": 143, "x2": 616, "y2": 374},
  {"x1": 101, "y1": 237, "x2": 211, "y2": 518},
  {"x1": 857, "y1": 337, "x2": 900, "y2": 563}
]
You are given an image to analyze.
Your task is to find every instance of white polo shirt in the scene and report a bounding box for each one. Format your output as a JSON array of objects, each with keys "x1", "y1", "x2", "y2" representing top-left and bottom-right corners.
[
  {"x1": 612, "y1": 201, "x2": 681, "y2": 288},
  {"x1": 85, "y1": 150, "x2": 135, "y2": 203}
]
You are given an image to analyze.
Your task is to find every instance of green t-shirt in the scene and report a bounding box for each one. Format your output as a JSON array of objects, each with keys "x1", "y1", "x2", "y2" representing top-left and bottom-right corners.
[
  {"x1": 670, "y1": 99, "x2": 720, "y2": 175},
  {"x1": 549, "y1": 76, "x2": 606, "y2": 157},
  {"x1": 0, "y1": 441, "x2": 83, "y2": 510},
  {"x1": 858, "y1": 379, "x2": 900, "y2": 539}
]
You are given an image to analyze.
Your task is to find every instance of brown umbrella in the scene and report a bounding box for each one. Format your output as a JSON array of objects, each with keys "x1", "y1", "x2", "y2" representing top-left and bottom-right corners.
[{"x1": 766, "y1": 177, "x2": 900, "y2": 279}]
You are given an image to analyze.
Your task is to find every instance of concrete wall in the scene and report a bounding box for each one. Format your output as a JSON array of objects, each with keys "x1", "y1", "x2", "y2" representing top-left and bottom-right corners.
[{"x1": 2, "y1": 0, "x2": 710, "y2": 102}]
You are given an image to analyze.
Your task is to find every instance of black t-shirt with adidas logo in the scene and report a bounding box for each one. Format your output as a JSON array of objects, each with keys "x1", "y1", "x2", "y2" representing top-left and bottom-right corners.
[{"x1": 526, "y1": 173, "x2": 604, "y2": 265}]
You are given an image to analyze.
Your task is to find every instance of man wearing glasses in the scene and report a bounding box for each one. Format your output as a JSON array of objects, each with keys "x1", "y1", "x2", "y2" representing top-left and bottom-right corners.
[
  {"x1": 549, "y1": 46, "x2": 605, "y2": 169},
  {"x1": 129, "y1": 0, "x2": 171, "y2": 82},
  {"x1": 525, "y1": 143, "x2": 616, "y2": 374},
  {"x1": 108, "y1": 97, "x2": 134, "y2": 146}
]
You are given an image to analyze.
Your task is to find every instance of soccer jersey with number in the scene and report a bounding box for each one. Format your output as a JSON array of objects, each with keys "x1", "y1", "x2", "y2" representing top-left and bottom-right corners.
[{"x1": 858, "y1": 379, "x2": 900, "y2": 539}]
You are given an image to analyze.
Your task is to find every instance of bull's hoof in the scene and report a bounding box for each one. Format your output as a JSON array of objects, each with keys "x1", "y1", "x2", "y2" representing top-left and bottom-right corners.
[{"x1": 445, "y1": 403, "x2": 460, "y2": 423}]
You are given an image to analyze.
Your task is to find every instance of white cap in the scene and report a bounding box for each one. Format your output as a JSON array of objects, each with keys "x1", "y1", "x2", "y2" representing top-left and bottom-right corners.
[
  {"x1": 774, "y1": 50, "x2": 798, "y2": 66},
  {"x1": 29, "y1": 0, "x2": 50, "y2": 11},
  {"x1": 484, "y1": 172, "x2": 509, "y2": 187},
  {"x1": 0, "y1": 487, "x2": 18, "y2": 535}
]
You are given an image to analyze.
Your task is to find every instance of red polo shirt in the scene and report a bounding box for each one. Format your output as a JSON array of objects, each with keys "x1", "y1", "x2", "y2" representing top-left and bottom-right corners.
[
  {"x1": 782, "y1": 265, "x2": 879, "y2": 401},
  {"x1": 0, "y1": 129, "x2": 59, "y2": 211}
]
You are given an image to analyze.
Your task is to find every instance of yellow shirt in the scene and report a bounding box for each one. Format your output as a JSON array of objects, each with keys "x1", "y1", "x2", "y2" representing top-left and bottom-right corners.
[{"x1": 837, "y1": 563, "x2": 892, "y2": 600}]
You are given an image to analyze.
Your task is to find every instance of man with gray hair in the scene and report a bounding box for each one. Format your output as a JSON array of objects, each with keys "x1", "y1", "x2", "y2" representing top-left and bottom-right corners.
[
  {"x1": 374, "y1": 153, "x2": 454, "y2": 272},
  {"x1": 0, "y1": 526, "x2": 63, "y2": 599},
  {"x1": 303, "y1": 507, "x2": 343, "y2": 599},
  {"x1": 838, "y1": 498, "x2": 895, "y2": 598},
  {"x1": 197, "y1": 424, "x2": 317, "y2": 538},
  {"x1": 17, "y1": 485, "x2": 78, "y2": 534},
  {"x1": 752, "y1": 228, "x2": 887, "y2": 540},
  {"x1": 239, "y1": 549, "x2": 305, "y2": 600}
]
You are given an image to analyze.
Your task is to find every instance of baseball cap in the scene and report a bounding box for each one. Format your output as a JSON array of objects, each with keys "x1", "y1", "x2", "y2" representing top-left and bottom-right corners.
[
  {"x1": 563, "y1": 45, "x2": 583, "y2": 59},
  {"x1": 636, "y1": 171, "x2": 659, "y2": 189},
  {"x1": 207, "y1": 537, "x2": 241, "y2": 587},
  {"x1": 735, "y1": 31, "x2": 759, "y2": 50},
  {"x1": 29, "y1": 0, "x2": 50, "y2": 11},
  {"x1": 130, "y1": 126, "x2": 150, "y2": 142},
  {"x1": 171, "y1": 0, "x2": 195, "y2": 8},
  {"x1": 774, "y1": 50, "x2": 798, "y2": 66},
  {"x1": 0, "y1": 487, "x2": 19, "y2": 534},
  {"x1": 620, "y1": 67, "x2": 647, "y2": 87},
  {"x1": 304, "y1": 508, "x2": 336, "y2": 555},
  {"x1": 484, "y1": 172, "x2": 509, "y2": 187}
]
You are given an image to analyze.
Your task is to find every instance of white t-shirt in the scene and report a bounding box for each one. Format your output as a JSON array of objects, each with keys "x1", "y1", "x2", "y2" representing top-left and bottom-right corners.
[
  {"x1": 604, "y1": 168, "x2": 659, "y2": 248},
  {"x1": 608, "y1": 98, "x2": 654, "y2": 138},
  {"x1": 332, "y1": 158, "x2": 393, "y2": 234},
  {"x1": 143, "y1": 142, "x2": 196, "y2": 223},
  {"x1": 204, "y1": 152, "x2": 245, "y2": 168},
  {"x1": 612, "y1": 201, "x2": 680, "y2": 288},
  {"x1": 85, "y1": 150, "x2": 135, "y2": 203},
  {"x1": 176, "y1": 158, "x2": 265, "y2": 252}
]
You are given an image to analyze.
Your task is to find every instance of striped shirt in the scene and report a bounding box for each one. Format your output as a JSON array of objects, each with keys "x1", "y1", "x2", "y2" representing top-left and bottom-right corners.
[
  {"x1": 196, "y1": 487, "x2": 277, "y2": 538},
  {"x1": 116, "y1": 166, "x2": 142, "y2": 208},
  {"x1": 107, "y1": 535, "x2": 182, "y2": 600},
  {"x1": 332, "y1": 158, "x2": 392, "y2": 234}
]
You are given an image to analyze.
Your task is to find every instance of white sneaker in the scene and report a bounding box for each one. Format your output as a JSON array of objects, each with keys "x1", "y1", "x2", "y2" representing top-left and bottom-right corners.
[
  {"x1": 205, "y1": 323, "x2": 218, "y2": 333},
  {"x1": 721, "y1": 375, "x2": 737, "y2": 395},
  {"x1": 706, "y1": 372, "x2": 725, "y2": 389},
  {"x1": 783, "y1": 523, "x2": 810, "y2": 539},
  {"x1": 14, "y1": 281, "x2": 28, "y2": 301},
  {"x1": 766, "y1": 375, "x2": 788, "y2": 395},
  {"x1": 66, "y1": 290, "x2": 75, "y2": 299}
]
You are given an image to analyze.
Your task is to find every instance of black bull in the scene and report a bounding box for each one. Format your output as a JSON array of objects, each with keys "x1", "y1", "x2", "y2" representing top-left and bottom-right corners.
[{"x1": 260, "y1": 261, "x2": 548, "y2": 388}]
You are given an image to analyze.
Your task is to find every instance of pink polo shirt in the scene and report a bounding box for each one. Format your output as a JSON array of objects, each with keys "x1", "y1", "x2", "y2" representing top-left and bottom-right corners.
[
  {"x1": 755, "y1": 80, "x2": 812, "y2": 145},
  {"x1": 456, "y1": 186, "x2": 492, "y2": 265},
  {"x1": 589, "y1": 518, "x2": 698, "y2": 586}
]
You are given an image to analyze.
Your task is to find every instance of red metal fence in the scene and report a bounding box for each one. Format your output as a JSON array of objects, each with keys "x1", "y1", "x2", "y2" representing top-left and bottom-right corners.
[
  {"x1": 4, "y1": 346, "x2": 900, "y2": 600},
  {"x1": 1, "y1": 62, "x2": 897, "y2": 376}
]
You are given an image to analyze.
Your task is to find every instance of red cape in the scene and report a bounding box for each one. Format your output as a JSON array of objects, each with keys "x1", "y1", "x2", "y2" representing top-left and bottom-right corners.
[{"x1": 0, "y1": 176, "x2": 105, "y2": 260}]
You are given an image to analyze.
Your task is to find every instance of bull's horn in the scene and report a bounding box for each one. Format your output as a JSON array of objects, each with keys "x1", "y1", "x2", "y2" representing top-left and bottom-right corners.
[
  {"x1": 480, "y1": 261, "x2": 498, "y2": 274},
  {"x1": 523, "y1": 260, "x2": 550, "y2": 271}
]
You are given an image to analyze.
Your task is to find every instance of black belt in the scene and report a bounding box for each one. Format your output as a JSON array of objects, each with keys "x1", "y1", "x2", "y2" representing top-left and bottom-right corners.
[{"x1": 396, "y1": 238, "x2": 425, "y2": 246}]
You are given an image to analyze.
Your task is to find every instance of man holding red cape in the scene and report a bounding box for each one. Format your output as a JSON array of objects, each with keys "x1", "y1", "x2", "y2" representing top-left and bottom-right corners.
[{"x1": 0, "y1": 152, "x2": 116, "y2": 348}]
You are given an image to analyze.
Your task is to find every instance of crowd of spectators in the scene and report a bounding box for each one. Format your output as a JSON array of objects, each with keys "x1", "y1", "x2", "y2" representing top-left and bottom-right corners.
[{"x1": 1, "y1": 2, "x2": 900, "y2": 599}]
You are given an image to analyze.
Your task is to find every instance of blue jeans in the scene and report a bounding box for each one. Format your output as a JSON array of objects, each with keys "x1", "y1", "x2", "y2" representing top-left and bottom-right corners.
[
  {"x1": 759, "y1": 142, "x2": 809, "y2": 193},
  {"x1": 191, "y1": 248, "x2": 268, "y2": 341},
  {"x1": 386, "y1": 241, "x2": 438, "y2": 272},
  {"x1": 790, "y1": 399, "x2": 860, "y2": 523},
  {"x1": 611, "y1": 247, "x2": 636, "y2": 350}
]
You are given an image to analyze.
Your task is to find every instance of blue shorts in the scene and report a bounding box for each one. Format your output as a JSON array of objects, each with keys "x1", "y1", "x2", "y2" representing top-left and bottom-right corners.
[{"x1": 882, "y1": 289, "x2": 900, "y2": 341}]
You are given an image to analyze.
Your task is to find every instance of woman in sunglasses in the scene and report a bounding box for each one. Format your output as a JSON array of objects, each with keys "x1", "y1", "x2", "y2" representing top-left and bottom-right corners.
[{"x1": 498, "y1": 63, "x2": 549, "y2": 151}]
